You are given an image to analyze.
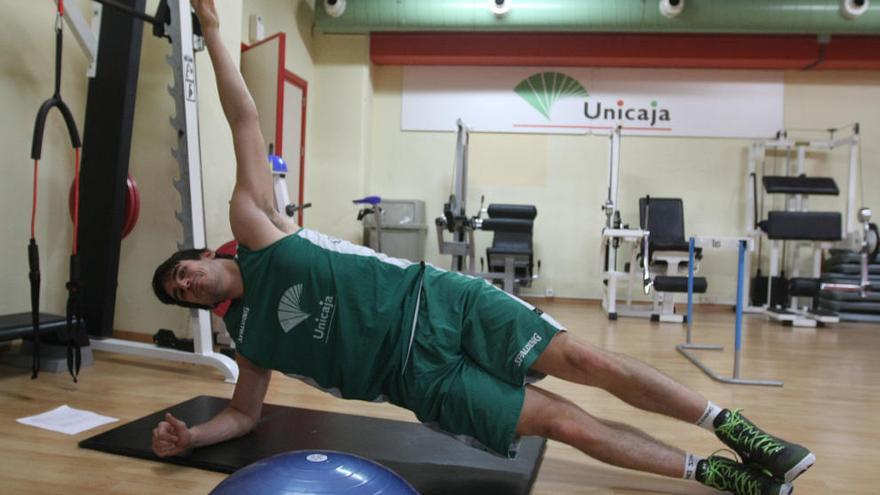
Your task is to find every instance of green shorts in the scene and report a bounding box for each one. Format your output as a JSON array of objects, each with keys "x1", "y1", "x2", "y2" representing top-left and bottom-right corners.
[{"x1": 393, "y1": 270, "x2": 565, "y2": 458}]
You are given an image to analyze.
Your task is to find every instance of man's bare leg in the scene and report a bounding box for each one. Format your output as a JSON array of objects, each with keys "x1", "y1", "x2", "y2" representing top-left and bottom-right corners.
[
  {"x1": 516, "y1": 385, "x2": 686, "y2": 477},
  {"x1": 531, "y1": 332, "x2": 707, "y2": 423},
  {"x1": 528, "y1": 332, "x2": 813, "y2": 489}
]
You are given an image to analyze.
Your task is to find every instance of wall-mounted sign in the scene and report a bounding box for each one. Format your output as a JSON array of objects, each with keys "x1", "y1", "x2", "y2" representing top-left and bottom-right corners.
[{"x1": 402, "y1": 66, "x2": 783, "y2": 138}]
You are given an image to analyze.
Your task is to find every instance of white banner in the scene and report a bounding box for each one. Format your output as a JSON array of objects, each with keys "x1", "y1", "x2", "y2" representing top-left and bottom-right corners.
[{"x1": 402, "y1": 66, "x2": 783, "y2": 138}]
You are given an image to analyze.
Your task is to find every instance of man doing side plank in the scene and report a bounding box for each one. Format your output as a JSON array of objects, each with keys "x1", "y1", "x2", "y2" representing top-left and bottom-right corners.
[{"x1": 152, "y1": 3, "x2": 814, "y2": 494}]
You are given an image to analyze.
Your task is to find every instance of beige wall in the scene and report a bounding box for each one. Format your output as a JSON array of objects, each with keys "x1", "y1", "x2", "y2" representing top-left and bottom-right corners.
[
  {"x1": 370, "y1": 67, "x2": 880, "y2": 303},
  {"x1": 0, "y1": 1, "x2": 243, "y2": 336},
  {"x1": 308, "y1": 32, "x2": 372, "y2": 240},
  {"x1": 116, "y1": 0, "x2": 242, "y2": 335},
  {"x1": 242, "y1": 0, "x2": 315, "y2": 83},
  {"x1": 239, "y1": 1, "x2": 374, "y2": 243},
  {"x1": 2, "y1": 0, "x2": 878, "y2": 339},
  {"x1": 1, "y1": 1, "x2": 89, "y2": 319}
]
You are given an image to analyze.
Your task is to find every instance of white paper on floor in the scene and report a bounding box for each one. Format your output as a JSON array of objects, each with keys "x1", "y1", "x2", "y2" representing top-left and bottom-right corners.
[{"x1": 17, "y1": 405, "x2": 118, "y2": 435}]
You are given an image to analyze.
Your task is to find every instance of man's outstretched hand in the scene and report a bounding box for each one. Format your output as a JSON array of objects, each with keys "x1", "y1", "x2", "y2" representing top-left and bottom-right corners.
[
  {"x1": 191, "y1": 0, "x2": 219, "y2": 32},
  {"x1": 152, "y1": 412, "x2": 193, "y2": 457}
]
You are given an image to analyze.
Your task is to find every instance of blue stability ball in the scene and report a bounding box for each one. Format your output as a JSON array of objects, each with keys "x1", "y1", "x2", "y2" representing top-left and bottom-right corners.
[{"x1": 209, "y1": 450, "x2": 420, "y2": 495}]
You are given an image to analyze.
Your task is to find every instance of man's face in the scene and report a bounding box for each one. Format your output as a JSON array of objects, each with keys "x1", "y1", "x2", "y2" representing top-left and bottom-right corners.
[{"x1": 163, "y1": 251, "x2": 225, "y2": 307}]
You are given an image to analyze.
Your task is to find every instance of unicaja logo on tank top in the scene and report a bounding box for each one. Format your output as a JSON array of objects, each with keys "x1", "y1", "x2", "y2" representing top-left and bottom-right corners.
[
  {"x1": 313, "y1": 295, "x2": 336, "y2": 343},
  {"x1": 278, "y1": 284, "x2": 337, "y2": 343},
  {"x1": 278, "y1": 284, "x2": 311, "y2": 332}
]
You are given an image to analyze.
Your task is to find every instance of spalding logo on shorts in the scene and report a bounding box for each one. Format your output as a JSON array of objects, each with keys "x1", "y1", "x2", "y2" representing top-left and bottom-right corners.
[{"x1": 514, "y1": 332, "x2": 542, "y2": 367}]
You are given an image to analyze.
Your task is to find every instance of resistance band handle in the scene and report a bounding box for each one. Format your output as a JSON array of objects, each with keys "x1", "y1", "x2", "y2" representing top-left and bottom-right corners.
[
  {"x1": 27, "y1": 240, "x2": 41, "y2": 289},
  {"x1": 64, "y1": 308, "x2": 83, "y2": 383},
  {"x1": 65, "y1": 253, "x2": 85, "y2": 382},
  {"x1": 28, "y1": 240, "x2": 42, "y2": 314},
  {"x1": 30, "y1": 98, "x2": 82, "y2": 160},
  {"x1": 28, "y1": 239, "x2": 42, "y2": 379},
  {"x1": 67, "y1": 346, "x2": 77, "y2": 382},
  {"x1": 64, "y1": 297, "x2": 81, "y2": 383},
  {"x1": 69, "y1": 252, "x2": 80, "y2": 283}
]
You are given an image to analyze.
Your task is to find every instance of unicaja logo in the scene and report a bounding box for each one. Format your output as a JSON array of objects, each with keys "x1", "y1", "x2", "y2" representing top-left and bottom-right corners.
[
  {"x1": 584, "y1": 99, "x2": 671, "y2": 127},
  {"x1": 277, "y1": 284, "x2": 336, "y2": 343},
  {"x1": 278, "y1": 284, "x2": 311, "y2": 333},
  {"x1": 313, "y1": 295, "x2": 336, "y2": 342},
  {"x1": 515, "y1": 72, "x2": 588, "y2": 120}
]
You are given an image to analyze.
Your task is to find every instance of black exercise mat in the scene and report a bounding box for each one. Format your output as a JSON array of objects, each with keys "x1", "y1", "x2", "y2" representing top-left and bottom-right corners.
[{"x1": 80, "y1": 395, "x2": 546, "y2": 495}]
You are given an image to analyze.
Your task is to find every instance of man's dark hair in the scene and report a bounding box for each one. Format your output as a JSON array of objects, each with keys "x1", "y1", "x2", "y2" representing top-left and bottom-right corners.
[{"x1": 152, "y1": 248, "x2": 234, "y2": 310}]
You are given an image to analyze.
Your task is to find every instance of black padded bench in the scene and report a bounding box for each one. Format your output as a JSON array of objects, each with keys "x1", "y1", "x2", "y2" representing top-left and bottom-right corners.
[
  {"x1": 654, "y1": 276, "x2": 708, "y2": 294},
  {"x1": 789, "y1": 277, "x2": 821, "y2": 297},
  {"x1": 482, "y1": 204, "x2": 538, "y2": 284},
  {"x1": 0, "y1": 312, "x2": 67, "y2": 341},
  {"x1": 762, "y1": 176, "x2": 840, "y2": 195},
  {"x1": 637, "y1": 197, "x2": 706, "y2": 323},
  {"x1": 762, "y1": 211, "x2": 842, "y2": 241}
]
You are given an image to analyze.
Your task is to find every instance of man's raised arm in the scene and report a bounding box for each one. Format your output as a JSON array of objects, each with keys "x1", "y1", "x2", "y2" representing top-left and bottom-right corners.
[{"x1": 192, "y1": 0, "x2": 291, "y2": 249}]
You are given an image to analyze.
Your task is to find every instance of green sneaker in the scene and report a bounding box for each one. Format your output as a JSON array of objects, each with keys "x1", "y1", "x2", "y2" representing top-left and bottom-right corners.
[
  {"x1": 714, "y1": 409, "x2": 815, "y2": 483},
  {"x1": 696, "y1": 456, "x2": 793, "y2": 495}
]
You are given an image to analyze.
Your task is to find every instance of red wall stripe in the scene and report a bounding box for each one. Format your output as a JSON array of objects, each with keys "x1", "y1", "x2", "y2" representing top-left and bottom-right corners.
[{"x1": 371, "y1": 32, "x2": 880, "y2": 70}]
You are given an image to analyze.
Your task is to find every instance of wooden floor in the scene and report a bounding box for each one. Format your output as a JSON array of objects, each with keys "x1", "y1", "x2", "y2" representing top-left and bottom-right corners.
[{"x1": 0, "y1": 300, "x2": 876, "y2": 494}]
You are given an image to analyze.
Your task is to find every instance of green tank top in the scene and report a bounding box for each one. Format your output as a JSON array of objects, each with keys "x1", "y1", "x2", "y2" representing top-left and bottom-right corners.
[{"x1": 223, "y1": 228, "x2": 424, "y2": 401}]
